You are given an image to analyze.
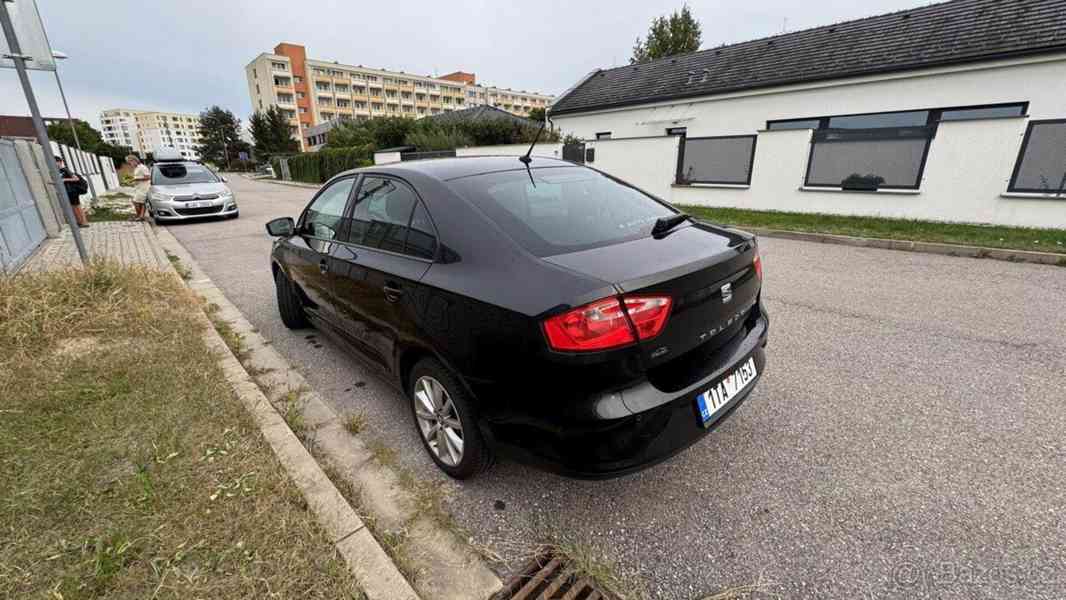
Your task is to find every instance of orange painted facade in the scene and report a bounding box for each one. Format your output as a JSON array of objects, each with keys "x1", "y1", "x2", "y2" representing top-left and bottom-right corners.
[{"x1": 274, "y1": 43, "x2": 313, "y2": 129}]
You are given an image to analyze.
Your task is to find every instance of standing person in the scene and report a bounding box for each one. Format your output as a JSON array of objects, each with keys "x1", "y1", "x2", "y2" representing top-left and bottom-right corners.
[
  {"x1": 56, "y1": 156, "x2": 89, "y2": 228},
  {"x1": 127, "y1": 155, "x2": 151, "y2": 221}
]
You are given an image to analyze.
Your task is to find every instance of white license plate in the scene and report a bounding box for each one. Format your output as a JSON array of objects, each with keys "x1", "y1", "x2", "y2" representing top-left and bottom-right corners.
[
  {"x1": 187, "y1": 201, "x2": 205, "y2": 208},
  {"x1": 696, "y1": 356, "x2": 757, "y2": 427}
]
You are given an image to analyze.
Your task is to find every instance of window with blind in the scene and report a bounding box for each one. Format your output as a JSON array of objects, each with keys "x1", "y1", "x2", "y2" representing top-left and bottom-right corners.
[
  {"x1": 676, "y1": 135, "x2": 757, "y2": 185},
  {"x1": 805, "y1": 127, "x2": 933, "y2": 190},
  {"x1": 1008, "y1": 120, "x2": 1066, "y2": 194}
]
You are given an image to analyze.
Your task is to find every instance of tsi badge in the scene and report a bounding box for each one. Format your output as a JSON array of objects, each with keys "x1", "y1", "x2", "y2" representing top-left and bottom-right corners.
[{"x1": 720, "y1": 282, "x2": 733, "y2": 303}]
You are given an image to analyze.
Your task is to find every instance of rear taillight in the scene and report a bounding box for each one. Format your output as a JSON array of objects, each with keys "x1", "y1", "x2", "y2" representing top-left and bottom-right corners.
[
  {"x1": 753, "y1": 252, "x2": 763, "y2": 280},
  {"x1": 622, "y1": 295, "x2": 672, "y2": 341},
  {"x1": 542, "y1": 294, "x2": 672, "y2": 352}
]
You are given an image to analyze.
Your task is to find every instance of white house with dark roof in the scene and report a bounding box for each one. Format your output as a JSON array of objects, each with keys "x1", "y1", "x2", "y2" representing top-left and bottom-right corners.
[{"x1": 548, "y1": 0, "x2": 1066, "y2": 229}]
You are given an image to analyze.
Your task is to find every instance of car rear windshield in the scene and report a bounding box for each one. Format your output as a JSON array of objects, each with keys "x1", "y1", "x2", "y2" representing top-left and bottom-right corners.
[
  {"x1": 152, "y1": 163, "x2": 219, "y2": 185},
  {"x1": 448, "y1": 166, "x2": 675, "y2": 257}
]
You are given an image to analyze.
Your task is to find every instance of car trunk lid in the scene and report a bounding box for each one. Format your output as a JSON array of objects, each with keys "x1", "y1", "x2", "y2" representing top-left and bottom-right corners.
[{"x1": 543, "y1": 222, "x2": 760, "y2": 368}]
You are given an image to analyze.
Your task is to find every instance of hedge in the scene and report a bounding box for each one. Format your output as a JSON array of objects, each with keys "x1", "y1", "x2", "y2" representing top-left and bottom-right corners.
[{"x1": 275, "y1": 146, "x2": 374, "y2": 184}]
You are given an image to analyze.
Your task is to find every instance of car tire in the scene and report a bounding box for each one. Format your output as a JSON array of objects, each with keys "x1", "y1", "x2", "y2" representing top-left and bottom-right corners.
[
  {"x1": 409, "y1": 358, "x2": 493, "y2": 479},
  {"x1": 274, "y1": 268, "x2": 308, "y2": 329}
]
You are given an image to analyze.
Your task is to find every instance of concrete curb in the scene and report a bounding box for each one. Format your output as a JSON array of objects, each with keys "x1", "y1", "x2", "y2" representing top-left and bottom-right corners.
[
  {"x1": 152, "y1": 225, "x2": 503, "y2": 600},
  {"x1": 250, "y1": 176, "x2": 320, "y2": 189},
  {"x1": 747, "y1": 227, "x2": 1066, "y2": 266},
  {"x1": 152, "y1": 226, "x2": 421, "y2": 600}
]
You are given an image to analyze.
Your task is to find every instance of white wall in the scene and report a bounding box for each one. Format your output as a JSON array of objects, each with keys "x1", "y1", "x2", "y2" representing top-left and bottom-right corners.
[
  {"x1": 585, "y1": 136, "x2": 679, "y2": 200},
  {"x1": 552, "y1": 54, "x2": 1066, "y2": 229},
  {"x1": 455, "y1": 143, "x2": 563, "y2": 159},
  {"x1": 374, "y1": 151, "x2": 402, "y2": 164}
]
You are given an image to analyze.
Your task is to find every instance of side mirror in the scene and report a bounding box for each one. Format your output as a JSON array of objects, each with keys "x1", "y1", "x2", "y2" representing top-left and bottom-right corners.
[{"x1": 266, "y1": 217, "x2": 295, "y2": 237}]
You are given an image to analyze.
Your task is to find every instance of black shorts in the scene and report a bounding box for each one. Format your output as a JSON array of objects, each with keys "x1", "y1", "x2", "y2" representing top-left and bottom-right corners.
[{"x1": 67, "y1": 194, "x2": 80, "y2": 206}]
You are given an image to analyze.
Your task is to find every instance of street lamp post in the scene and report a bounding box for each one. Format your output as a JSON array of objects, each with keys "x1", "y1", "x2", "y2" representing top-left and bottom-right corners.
[{"x1": 50, "y1": 50, "x2": 99, "y2": 206}]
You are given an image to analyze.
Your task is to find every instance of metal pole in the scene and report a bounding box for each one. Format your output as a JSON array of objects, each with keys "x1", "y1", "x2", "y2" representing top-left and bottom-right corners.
[
  {"x1": 0, "y1": 1, "x2": 87, "y2": 263},
  {"x1": 52, "y1": 67, "x2": 99, "y2": 205}
]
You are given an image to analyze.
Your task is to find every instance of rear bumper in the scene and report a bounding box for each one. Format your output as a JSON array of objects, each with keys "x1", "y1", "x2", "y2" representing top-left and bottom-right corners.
[{"x1": 484, "y1": 309, "x2": 769, "y2": 479}]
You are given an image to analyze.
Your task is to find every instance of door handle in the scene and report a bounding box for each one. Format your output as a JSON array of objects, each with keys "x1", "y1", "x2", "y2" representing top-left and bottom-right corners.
[
  {"x1": 383, "y1": 283, "x2": 404, "y2": 302},
  {"x1": 318, "y1": 259, "x2": 329, "y2": 274}
]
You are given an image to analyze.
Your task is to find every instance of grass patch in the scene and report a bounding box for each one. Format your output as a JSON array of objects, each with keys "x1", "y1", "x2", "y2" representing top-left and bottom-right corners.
[
  {"x1": 0, "y1": 261, "x2": 364, "y2": 599},
  {"x1": 88, "y1": 205, "x2": 132, "y2": 222},
  {"x1": 343, "y1": 411, "x2": 367, "y2": 435},
  {"x1": 164, "y1": 251, "x2": 192, "y2": 281},
  {"x1": 281, "y1": 390, "x2": 309, "y2": 440},
  {"x1": 680, "y1": 206, "x2": 1066, "y2": 254},
  {"x1": 545, "y1": 541, "x2": 641, "y2": 600}
]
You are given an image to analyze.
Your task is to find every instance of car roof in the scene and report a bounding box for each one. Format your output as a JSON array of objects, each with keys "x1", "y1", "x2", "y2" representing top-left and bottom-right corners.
[{"x1": 349, "y1": 155, "x2": 575, "y2": 182}]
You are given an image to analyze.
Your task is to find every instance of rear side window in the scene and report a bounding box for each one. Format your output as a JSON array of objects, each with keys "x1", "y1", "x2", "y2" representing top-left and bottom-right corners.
[
  {"x1": 406, "y1": 202, "x2": 437, "y2": 259},
  {"x1": 448, "y1": 167, "x2": 674, "y2": 257},
  {"x1": 301, "y1": 177, "x2": 354, "y2": 240},
  {"x1": 347, "y1": 176, "x2": 435, "y2": 258}
]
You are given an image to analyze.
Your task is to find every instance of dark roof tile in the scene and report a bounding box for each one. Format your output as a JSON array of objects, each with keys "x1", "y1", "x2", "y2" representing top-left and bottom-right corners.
[{"x1": 550, "y1": 0, "x2": 1066, "y2": 115}]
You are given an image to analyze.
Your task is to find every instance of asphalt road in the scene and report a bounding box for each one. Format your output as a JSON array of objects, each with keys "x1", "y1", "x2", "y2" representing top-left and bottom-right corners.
[{"x1": 167, "y1": 174, "x2": 1066, "y2": 599}]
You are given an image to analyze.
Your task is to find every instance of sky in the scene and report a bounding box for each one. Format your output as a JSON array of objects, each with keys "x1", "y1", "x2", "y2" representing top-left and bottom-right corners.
[{"x1": 1, "y1": 0, "x2": 933, "y2": 130}]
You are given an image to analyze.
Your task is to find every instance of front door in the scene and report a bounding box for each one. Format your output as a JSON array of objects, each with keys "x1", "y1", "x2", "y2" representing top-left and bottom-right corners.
[
  {"x1": 288, "y1": 176, "x2": 356, "y2": 322},
  {"x1": 330, "y1": 175, "x2": 434, "y2": 371}
]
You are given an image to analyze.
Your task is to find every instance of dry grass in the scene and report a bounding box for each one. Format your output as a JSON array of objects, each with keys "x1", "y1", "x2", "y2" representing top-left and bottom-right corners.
[
  {"x1": 343, "y1": 411, "x2": 367, "y2": 435},
  {"x1": 0, "y1": 261, "x2": 364, "y2": 599}
]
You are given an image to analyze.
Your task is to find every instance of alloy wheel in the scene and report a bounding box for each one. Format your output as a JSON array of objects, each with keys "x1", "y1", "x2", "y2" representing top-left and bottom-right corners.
[{"x1": 413, "y1": 375, "x2": 464, "y2": 466}]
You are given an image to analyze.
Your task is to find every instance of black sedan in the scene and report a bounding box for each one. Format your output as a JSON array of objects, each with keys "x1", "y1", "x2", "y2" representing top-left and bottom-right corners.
[{"x1": 266, "y1": 156, "x2": 768, "y2": 479}]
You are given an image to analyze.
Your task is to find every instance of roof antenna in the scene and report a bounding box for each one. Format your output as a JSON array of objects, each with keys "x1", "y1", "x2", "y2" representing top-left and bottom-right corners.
[
  {"x1": 519, "y1": 116, "x2": 546, "y2": 188},
  {"x1": 519, "y1": 119, "x2": 545, "y2": 166}
]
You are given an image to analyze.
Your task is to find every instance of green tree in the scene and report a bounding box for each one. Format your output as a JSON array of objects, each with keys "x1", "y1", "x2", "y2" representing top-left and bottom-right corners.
[
  {"x1": 194, "y1": 106, "x2": 250, "y2": 168},
  {"x1": 249, "y1": 106, "x2": 299, "y2": 162},
  {"x1": 631, "y1": 4, "x2": 702, "y2": 64},
  {"x1": 527, "y1": 107, "x2": 546, "y2": 123}
]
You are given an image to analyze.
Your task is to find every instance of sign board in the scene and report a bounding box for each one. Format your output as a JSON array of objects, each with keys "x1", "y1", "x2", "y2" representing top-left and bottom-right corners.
[{"x1": 0, "y1": 0, "x2": 56, "y2": 72}]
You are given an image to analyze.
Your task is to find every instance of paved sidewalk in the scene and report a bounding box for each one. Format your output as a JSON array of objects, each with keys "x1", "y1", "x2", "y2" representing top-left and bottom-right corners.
[{"x1": 22, "y1": 222, "x2": 169, "y2": 272}]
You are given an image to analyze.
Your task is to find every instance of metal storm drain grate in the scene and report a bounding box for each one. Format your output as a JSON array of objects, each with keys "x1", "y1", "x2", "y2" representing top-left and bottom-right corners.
[{"x1": 492, "y1": 547, "x2": 620, "y2": 600}]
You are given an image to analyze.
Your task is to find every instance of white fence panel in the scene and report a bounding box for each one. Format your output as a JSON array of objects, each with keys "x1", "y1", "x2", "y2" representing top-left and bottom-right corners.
[
  {"x1": 455, "y1": 143, "x2": 563, "y2": 159},
  {"x1": 585, "y1": 136, "x2": 680, "y2": 200}
]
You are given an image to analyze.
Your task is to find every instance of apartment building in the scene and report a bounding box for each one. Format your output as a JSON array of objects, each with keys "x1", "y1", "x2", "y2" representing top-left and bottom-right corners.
[
  {"x1": 99, "y1": 109, "x2": 203, "y2": 159},
  {"x1": 245, "y1": 43, "x2": 553, "y2": 150}
]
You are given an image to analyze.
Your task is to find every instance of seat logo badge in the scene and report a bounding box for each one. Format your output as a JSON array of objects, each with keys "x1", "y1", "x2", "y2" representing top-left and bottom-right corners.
[{"x1": 721, "y1": 283, "x2": 733, "y2": 303}]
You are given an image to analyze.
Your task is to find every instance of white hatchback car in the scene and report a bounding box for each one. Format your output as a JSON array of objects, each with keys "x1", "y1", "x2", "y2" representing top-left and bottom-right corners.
[{"x1": 147, "y1": 158, "x2": 238, "y2": 222}]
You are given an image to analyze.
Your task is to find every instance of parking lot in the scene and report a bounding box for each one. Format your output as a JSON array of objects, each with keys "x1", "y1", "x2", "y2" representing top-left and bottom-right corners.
[{"x1": 167, "y1": 175, "x2": 1066, "y2": 599}]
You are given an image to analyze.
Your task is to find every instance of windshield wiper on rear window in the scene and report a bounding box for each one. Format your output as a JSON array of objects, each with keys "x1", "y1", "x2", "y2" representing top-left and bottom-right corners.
[{"x1": 651, "y1": 213, "x2": 691, "y2": 238}]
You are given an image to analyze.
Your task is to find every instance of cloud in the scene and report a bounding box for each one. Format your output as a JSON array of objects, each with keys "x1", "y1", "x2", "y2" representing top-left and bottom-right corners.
[{"x1": 0, "y1": 0, "x2": 930, "y2": 129}]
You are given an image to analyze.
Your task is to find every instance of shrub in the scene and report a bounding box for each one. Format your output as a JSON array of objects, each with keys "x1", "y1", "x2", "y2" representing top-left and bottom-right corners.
[
  {"x1": 404, "y1": 126, "x2": 473, "y2": 151},
  {"x1": 285, "y1": 146, "x2": 374, "y2": 184}
]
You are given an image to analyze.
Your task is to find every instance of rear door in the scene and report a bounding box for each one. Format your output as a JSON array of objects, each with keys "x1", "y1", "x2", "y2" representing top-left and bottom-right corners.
[
  {"x1": 286, "y1": 176, "x2": 357, "y2": 323},
  {"x1": 329, "y1": 175, "x2": 433, "y2": 371}
]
